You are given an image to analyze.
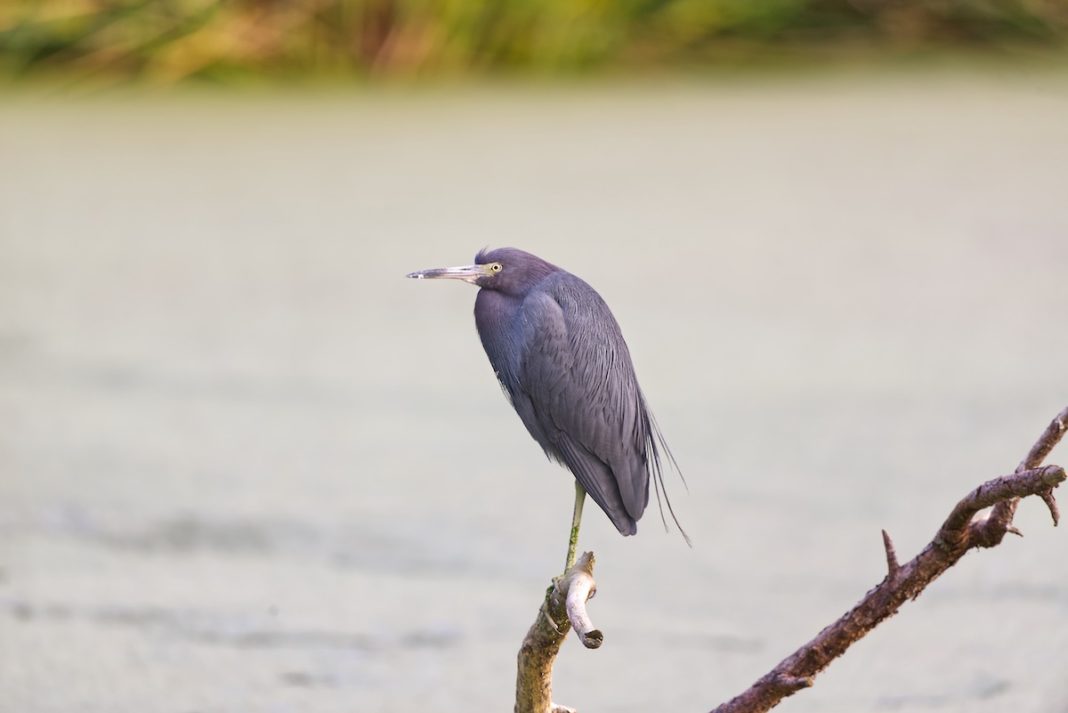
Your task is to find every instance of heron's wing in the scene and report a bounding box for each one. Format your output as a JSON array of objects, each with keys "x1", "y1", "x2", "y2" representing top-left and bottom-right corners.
[{"x1": 517, "y1": 279, "x2": 649, "y2": 532}]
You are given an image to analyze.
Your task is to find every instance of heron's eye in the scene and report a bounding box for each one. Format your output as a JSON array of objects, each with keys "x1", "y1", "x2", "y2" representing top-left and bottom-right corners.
[{"x1": 490, "y1": 263, "x2": 503, "y2": 273}]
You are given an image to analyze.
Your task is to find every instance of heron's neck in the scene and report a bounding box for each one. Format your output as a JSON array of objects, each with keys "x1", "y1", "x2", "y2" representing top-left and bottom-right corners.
[{"x1": 474, "y1": 289, "x2": 523, "y2": 391}]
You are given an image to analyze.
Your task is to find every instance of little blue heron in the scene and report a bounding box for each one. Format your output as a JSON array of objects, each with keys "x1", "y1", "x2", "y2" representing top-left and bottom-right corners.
[{"x1": 408, "y1": 248, "x2": 686, "y2": 570}]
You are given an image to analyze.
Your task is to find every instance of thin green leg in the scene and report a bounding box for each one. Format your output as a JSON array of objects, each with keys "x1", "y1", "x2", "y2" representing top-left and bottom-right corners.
[{"x1": 565, "y1": 481, "x2": 586, "y2": 573}]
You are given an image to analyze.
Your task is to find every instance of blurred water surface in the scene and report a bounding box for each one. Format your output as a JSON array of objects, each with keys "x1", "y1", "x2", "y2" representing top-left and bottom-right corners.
[{"x1": 1, "y1": 71, "x2": 1068, "y2": 712}]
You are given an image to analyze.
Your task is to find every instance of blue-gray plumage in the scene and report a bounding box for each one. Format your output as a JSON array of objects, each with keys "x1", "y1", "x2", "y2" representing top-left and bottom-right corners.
[{"x1": 408, "y1": 248, "x2": 684, "y2": 563}]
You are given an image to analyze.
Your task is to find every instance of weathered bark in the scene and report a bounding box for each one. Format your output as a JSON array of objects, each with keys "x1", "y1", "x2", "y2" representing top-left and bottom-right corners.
[
  {"x1": 515, "y1": 551, "x2": 601, "y2": 713},
  {"x1": 710, "y1": 406, "x2": 1068, "y2": 713}
]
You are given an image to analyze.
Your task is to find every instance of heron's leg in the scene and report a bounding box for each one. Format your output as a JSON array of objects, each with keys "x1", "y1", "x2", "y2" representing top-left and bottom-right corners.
[{"x1": 564, "y1": 482, "x2": 586, "y2": 573}]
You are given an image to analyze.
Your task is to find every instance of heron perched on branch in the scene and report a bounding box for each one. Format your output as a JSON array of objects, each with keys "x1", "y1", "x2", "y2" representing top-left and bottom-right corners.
[{"x1": 408, "y1": 248, "x2": 686, "y2": 570}]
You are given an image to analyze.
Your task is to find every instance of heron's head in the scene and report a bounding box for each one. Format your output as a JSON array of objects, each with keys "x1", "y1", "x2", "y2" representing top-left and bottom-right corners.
[{"x1": 407, "y1": 247, "x2": 558, "y2": 296}]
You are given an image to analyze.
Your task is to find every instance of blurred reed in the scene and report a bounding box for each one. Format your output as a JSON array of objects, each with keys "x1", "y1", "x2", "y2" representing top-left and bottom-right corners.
[{"x1": 0, "y1": 0, "x2": 1065, "y2": 83}]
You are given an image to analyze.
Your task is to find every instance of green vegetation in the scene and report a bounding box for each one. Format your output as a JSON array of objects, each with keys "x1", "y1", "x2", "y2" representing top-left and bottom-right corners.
[{"x1": 1, "y1": 0, "x2": 1065, "y2": 83}]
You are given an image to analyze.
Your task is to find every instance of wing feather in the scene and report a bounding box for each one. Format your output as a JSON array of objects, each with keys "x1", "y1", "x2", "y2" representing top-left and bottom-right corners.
[{"x1": 515, "y1": 275, "x2": 651, "y2": 534}]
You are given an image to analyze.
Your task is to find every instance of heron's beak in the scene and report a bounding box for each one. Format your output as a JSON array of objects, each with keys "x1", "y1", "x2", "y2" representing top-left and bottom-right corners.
[{"x1": 406, "y1": 264, "x2": 489, "y2": 284}]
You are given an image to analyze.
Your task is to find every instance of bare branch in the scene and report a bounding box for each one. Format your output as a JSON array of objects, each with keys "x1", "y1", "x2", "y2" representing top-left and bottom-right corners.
[
  {"x1": 881, "y1": 529, "x2": 899, "y2": 578},
  {"x1": 516, "y1": 552, "x2": 600, "y2": 713},
  {"x1": 709, "y1": 407, "x2": 1068, "y2": 713},
  {"x1": 1039, "y1": 489, "x2": 1060, "y2": 525},
  {"x1": 970, "y1": 405, "x2": 1067, "y2": 548},
  {"x1": 943, "y1": 465, "x2": 1062, "y2": 549},
  {"x1": 563, "y1": 553, "x2": 603, "y2": 649},
  {"x1": 1017, "y1": 405, "x2": 1068, "y2": 472}
]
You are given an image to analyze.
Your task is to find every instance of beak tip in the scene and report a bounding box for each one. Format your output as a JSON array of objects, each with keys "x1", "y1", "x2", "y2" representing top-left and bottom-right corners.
[{"x1": 406, "y1": 272, "x2": 424, "y2": 279}]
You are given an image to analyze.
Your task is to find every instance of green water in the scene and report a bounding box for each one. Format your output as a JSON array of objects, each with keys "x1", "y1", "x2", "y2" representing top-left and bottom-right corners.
[{"x1": 1, "y1": 72, "x2": 1067, "y2": 712}]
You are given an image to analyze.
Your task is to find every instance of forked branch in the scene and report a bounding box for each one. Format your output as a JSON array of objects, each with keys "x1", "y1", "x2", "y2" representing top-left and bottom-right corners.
[
  {"x1": 710, "y1": 406, "x2": 1068, "y2": 713},
  {"x1": 516, "y1": 551, "x2": 601, "y2": 713}
]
